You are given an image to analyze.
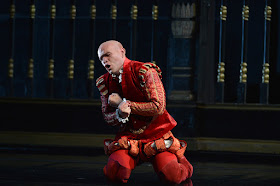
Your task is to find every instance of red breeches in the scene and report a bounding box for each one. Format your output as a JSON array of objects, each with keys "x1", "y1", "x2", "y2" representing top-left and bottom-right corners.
[{"x1": 103, "y1": 150, "x2": 193, "y2": 184}]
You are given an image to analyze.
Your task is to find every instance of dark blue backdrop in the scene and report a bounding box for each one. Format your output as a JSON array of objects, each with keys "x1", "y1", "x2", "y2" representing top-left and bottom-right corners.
[{"x1": 0, "y1": 0, "x2": 173, "y2": 100}]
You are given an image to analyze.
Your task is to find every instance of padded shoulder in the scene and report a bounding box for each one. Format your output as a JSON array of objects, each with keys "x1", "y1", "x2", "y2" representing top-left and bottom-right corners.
[{"x1": 138, "y1": 63, "x2": 162, "y2": 86}]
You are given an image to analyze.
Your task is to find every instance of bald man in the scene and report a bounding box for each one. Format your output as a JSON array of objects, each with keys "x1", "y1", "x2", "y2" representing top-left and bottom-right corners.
[{"x1": 96, "y1": 40, "x2": 193, "y2": 184}]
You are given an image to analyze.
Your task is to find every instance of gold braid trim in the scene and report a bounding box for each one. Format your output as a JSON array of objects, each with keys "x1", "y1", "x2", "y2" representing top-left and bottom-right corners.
[
  {"x1": 139, "y1": 63, "x2": 162, "y2": 87},
  {"x1": 96, "y1": 75, "x2": 108, "y2": 96}
]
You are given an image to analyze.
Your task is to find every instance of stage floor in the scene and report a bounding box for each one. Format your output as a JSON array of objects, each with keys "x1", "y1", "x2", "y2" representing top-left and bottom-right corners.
[{"x1": 0, "y1": 151, "x2": 280, "y2": 186}]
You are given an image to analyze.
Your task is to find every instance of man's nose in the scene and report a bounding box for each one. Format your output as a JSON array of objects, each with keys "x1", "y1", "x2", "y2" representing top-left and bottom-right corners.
[
  {"x1": 102, "y1": 59, "x2": 108, "y2": 65},
  {"x1": 103, "y1": 57, "x2": 109, "y2": 63}
]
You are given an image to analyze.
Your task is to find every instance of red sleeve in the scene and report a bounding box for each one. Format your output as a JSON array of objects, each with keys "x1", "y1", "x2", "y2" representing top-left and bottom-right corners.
[
  {"x1": 100, "y1": 95, "x2": 121, "y2": 126},
  {"x1": 96, "y1": 75, "x2": 121, "y2": 126},
  {"x1": 128, "y1": 68, "x2": 166, "y2": 116}
]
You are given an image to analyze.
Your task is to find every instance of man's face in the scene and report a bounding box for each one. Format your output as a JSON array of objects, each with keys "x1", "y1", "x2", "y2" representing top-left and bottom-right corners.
[{"x1": 98, "y1": 42, "x2": 125, "y2": 75}]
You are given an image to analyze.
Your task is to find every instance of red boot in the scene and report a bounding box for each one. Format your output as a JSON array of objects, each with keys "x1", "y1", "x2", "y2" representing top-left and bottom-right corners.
[
  {"x1": 103, "y1": 159, "x2": 132, "y2": 183},
  {"x1": 103, "y1": 150, "x2": 137, "y2": 183},
  {"x1": 178, "y1": 156, "x2": 193, "y2": 179},
  {"x1": 153, "y1": 152, "x2": 192, "y2": 184},
  {"x1": 159, "y1": 159, "x2": 188, "y2": 184}
]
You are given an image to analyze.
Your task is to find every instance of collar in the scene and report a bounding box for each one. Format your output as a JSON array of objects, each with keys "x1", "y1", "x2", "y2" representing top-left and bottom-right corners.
[
  {"x1": 111, "y1": 68, "x2": 123, "y2": 83},
  {"x1": 111, "y1": 58, "x2": 130, "y2": 83}
]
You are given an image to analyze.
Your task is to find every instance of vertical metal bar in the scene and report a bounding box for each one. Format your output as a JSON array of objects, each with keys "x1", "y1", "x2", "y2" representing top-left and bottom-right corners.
[
  {"x1": 27, "y1": 0, "x2": 36, "y2": 97},
  {"x1": 216, "y1": 0, "x2": 227, "y2": 103},
  {"x1": 8, "y1": 0, "x2": 16, "y2": 96},
  {"x1": 151, "y1": 0, "x2": 158, "y2": 64},
  {"x1": 260, "y1": 0, "x2": 271, "y2": 104},
  {"x1": 48, "y1": 0, "x2": 56, "y2": 98},
  {"x1": 111, "y1": 0, "x2": 117, "y2": 39},
  {"x1": 87, "y1": 0, "x2": 96, "y2": 99},
  {"x1": 130, "y1": 0, "x2": 137, "y2": 60},
  {"x1": 67, "y1": 0, "x2": 76, "y2": 98},
  {"x1": 237, "y1": 0, "x2": 249, "y2": 104}
]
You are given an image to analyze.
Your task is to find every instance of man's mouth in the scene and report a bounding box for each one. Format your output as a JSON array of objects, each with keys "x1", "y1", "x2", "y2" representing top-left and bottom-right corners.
[{"x1": 105, "y1": 64, "x2": 111, "y2": 70}]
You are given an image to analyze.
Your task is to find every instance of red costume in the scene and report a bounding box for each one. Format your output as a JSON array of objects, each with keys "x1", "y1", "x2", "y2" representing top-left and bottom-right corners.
[{"x1": 96, "y1": 58, "x2": 193, "y2": 184}]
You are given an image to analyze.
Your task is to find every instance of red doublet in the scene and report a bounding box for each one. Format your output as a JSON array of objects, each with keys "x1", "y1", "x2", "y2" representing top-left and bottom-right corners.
[{"x1": 97, "y1": 58, "x2": 177, "y2": 143}]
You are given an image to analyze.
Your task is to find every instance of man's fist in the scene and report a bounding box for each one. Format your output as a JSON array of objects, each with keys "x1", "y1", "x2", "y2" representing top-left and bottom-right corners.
[
  {"x1": 108, "y1": 93, "x2": 122, "y2": 107},
  {"x1": 118, "y1": 101, "x2": 131, "y2": 118}
]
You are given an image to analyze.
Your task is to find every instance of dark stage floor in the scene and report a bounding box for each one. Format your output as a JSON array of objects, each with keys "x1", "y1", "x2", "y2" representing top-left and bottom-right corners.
[{"x1": 0, "y1": 150, "x2": 280, "y2": 186}]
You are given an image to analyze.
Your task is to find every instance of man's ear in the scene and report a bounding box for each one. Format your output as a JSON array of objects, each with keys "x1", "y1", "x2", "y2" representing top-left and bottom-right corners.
[{"x1": 121, "y1": 47, "x2": 126, "y2": 58}]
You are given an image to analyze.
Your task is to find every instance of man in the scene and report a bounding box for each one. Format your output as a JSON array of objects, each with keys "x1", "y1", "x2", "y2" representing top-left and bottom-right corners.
[{"x1": 96, "y1": 40, "x2": 193, "y2": 184}]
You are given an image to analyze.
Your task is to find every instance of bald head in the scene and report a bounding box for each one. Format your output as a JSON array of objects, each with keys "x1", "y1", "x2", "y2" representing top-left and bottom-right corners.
[
  {"x1": 98, "y1": 40, "x2": 123, "y2": 52},
  {"x1": 97, "y1": 40, "x2": 126, "y2": 75}
]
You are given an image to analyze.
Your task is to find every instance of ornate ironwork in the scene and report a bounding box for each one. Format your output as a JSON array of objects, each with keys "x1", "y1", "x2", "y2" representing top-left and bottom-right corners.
[
  {"x1": 220, "y1": 5, "x2": 227, "y2": 21},
  {"x1": 242, "y1": 5, "x2": 249, "y2": 21},
  {"x1": 260, "y1": 1, "x2": 272, "y2": 103},
  {"x1": 71, "y1": 5, "x2": 76, "y2": 19},
  {"x1": 68, "y1": 59, "x2": 74, "y2": 79},
  {"x1": 262, "y1": 63, "x2": 269, "y2": 83},
  {"x1": 217, "y1": 62, "x2": 225, "y2": 82},
  {"x1": 111, "y1": 5, "x2": 117, "y2": 19},
  {"x1": 8, "y1": 2, "x2": 15, "y2": 80},
  {"x1": 48, "y1": 59, "x2": 54, "y2": 79},
  {"x1": 265, "y1": 6, "x2": 272, "y2": 21},
  {"x1": 131, "y1": 5, "x2": 138, "y2": 20},
  {"x1": 91, "y1": 5, "x2": 96, "y2": 19},
  {"x1": 8, "y1": 58, "x2": 14, "y2": 78},
  {"x1": 88, "y1": 60, "x2": 95, "y2": 80},
  {"x1": 10, "y1": 4, "x2": 15, "y2": 19},
  {"x1": 28, "y1": 58, "x2": 34, "y2": 78},
  {"x1": 51, "y1": 5, "x2": 56, "y2": 19},
  {"x1": 152, "y1": 5, "x2": 158, "y2": 20},
  {"x1": 30, "y1": 4, "x2": 36, "y2": 19},
  {"x1": 239, "y1": 62, "x2": 247, "y2": 83}
]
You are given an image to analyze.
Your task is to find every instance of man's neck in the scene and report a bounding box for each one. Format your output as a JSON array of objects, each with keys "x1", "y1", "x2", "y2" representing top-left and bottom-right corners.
[{"x1": 111, "y1": 67, "x2": 123, "y2": 77}]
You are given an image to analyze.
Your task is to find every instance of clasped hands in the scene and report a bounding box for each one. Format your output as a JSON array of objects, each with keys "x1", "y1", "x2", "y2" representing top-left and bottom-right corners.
[{"x1": 108, "y1": 93, "x2": 131, "y2": 118}]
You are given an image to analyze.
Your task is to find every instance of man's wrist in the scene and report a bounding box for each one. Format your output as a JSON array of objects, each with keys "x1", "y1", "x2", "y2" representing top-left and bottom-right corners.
[
  {"x1": 117, "y1": 98, "x2": 126, "y2": 108},
  {"x1": 116, "y1": 108, "x2": 129, "y2": 123},
  {"x1": 116, "y1": 97, "x2": 130, "y2": 123}
]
